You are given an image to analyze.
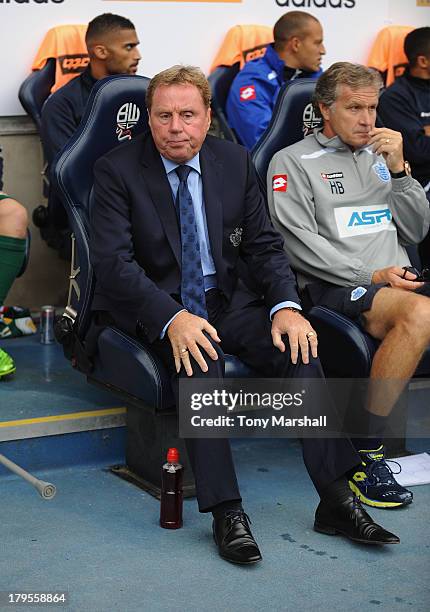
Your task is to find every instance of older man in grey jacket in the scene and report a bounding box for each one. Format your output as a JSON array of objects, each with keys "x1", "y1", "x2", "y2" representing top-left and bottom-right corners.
[{"x1": 268, "y1": 62, "x2": 430, "y2": 511}]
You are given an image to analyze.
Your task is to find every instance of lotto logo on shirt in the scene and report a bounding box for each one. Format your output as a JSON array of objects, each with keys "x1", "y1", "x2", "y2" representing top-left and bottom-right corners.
[
  {"x1": 272, "y1": 175, "x2": 288, "y2": 192},
  {"x1": 239, "y1": 85, "x2": 256, "y2": 101}
]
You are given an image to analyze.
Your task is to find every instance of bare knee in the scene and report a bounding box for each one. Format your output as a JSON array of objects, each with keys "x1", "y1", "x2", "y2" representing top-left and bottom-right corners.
[
  {"x1": 386, "y1": 295, "x2": 430, "y2": 346},
  {"x1": 402, "y1": 297, "x2": 430, "y2": 342},
  {"x1": 0, "y1": 197, "x2": 28, "y2": 239}
]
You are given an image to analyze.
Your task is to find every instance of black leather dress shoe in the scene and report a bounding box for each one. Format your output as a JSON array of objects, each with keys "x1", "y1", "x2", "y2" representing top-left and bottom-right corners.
[
  {"x1": 314, "y1": 493, "x2": 400, "y2": 545},
  {"x1": 213, "y1": 511, "x2": 262, "y2": 564}
]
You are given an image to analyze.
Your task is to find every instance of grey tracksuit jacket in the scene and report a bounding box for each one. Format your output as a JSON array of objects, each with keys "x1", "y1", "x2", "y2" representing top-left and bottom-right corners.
[{"x1": 267, "y1": 129, "x2": 430, "y2": 290}]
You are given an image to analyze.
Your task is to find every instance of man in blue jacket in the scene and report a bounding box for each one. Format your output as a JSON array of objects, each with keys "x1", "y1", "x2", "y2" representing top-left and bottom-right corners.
[{"x1": 226, "y1": 11, "x2": 325, "y2": 150}]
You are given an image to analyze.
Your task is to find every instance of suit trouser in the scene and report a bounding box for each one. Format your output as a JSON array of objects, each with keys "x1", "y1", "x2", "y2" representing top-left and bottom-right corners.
[{"x1": 150, "y1": 289, "x2": 360, "y2": 512}]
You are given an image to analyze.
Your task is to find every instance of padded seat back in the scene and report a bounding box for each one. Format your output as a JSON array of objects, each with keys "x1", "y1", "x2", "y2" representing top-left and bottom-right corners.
[
  {"x1": 252, "y1": 79, "x2": 320, "y2": 198},
  {"x1": 367, "y1": 25, "x2": 413, "y2": 86},
  {"x1": 18, "y1": 58, "x2": 56, "y2": 131},
  {"x1": 53, "y1": 75, "x2": 150, "y2": 338},
  {"x1": 31, "y1": 24, "x2": 89, "y2": 93},
  {"x1": 210, "y1": 24, "x2": 273, "y2": 72},
  {"x1": 208, "y1": 64, "x2": 240, "y2": 143}
]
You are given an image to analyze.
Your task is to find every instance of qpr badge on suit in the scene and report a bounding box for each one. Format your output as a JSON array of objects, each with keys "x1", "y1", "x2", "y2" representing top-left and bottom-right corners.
[{"x1": 229, "y1": 227, "x2": 243, "y2": 247}]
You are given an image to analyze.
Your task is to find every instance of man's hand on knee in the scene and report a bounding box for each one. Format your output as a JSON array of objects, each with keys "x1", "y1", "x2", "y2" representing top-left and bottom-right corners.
[
  {"x1": 271, "y1": 309, "x2": 318, "y2": 365},
  {"x1": 372, "y1": 266, "x2": 424, "y2": 291},
  {"x1": 167, "y1": 311, "x2": 220, "y2": 376}
]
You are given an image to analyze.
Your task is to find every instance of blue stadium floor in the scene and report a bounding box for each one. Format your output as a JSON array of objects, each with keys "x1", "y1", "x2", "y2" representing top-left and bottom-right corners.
[{"x1": 1, "y1": 336, "x2": 429, "y2": 612}]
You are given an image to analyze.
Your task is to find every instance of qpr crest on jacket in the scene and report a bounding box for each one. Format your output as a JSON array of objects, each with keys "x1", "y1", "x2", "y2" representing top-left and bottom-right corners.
[{"x1": 229, "y1": 227, "x2": 243, "y2": 247}]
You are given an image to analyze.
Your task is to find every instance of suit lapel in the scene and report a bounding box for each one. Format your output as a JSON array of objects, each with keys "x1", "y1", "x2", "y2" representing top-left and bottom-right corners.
[
  {"x1": 140, "y1": 136, "x2": 181, "y2": 268},
  {"x1": 200, "y1": 141, "x2": 224, "y2": 275}
]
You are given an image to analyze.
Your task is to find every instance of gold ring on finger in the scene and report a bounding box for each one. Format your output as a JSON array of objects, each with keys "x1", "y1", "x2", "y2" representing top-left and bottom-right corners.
[
  {"x1": 180, "y1": 347, "x2": 188, "y2": 354},
  {"x1": 306, "y1": 331, "x2": 316, "y2": 339},
  {"x1": 385, "y1": 138, "x2": 390, "y2": 144}
]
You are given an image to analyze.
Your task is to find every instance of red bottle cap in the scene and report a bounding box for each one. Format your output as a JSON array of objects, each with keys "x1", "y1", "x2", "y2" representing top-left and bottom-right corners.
[{"x1": 167, "y1": 447, "x2": 179, "y2": 463}]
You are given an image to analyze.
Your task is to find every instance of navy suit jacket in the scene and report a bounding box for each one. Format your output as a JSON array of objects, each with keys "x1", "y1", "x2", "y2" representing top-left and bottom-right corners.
[{"x1": 90, "y1": 132, "x2": 300, "y2": 343}]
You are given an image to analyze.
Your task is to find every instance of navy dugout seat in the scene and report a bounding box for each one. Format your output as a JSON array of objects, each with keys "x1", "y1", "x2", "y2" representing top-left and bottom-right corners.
[
  {"x1": 18, "y1": 58, "x2": 56, "y2": 131},
  {"x1": 18, "y1": 59, "x2": 65, "y2": 253},
  {"x1": 208, "y1": 64, "x2": 240, "y2": 143},
  {"x1": 252, "y1": 79, "x2": 321, "y2": 199}
]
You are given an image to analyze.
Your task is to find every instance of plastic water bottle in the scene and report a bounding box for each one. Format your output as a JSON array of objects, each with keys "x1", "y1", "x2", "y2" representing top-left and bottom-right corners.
[{"x1": 160, "y1": 447, "x2": 183, "y2": 529}]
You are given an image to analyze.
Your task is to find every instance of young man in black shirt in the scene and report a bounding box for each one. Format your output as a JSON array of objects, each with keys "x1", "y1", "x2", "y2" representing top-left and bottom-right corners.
[{"x1": 378, "y1": 27, "x2": 430, "y2": 263}]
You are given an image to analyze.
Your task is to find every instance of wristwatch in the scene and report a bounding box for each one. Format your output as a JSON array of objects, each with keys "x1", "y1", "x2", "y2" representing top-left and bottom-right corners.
[{"x1": 390, "y1": 161, "x2": 411, "y2": 179}]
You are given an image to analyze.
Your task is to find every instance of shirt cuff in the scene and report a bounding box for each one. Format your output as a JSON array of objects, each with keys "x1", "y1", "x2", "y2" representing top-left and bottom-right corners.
[
  {"x1": 160, "y1": 309, "x2": 187, "y2": 339},
  {"x1": 270, "y1": 301, "x2": 302, "y2": 320}
]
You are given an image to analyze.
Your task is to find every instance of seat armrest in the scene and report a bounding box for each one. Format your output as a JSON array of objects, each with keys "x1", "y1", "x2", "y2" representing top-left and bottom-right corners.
[
  {"x1": 91, "y1": 327, "x2": 174, "y2": 411},
  {"x1": 90, "y1": 327, "x2": 257, "y2": 410},
  {"x1": 308, "y1": 306, "x2": 378, "y2": 377}
]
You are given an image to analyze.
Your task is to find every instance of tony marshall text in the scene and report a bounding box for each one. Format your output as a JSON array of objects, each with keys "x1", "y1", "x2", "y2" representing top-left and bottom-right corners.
[{"x1": 190, "y1": 415, "x2": 327, "y2": 428}]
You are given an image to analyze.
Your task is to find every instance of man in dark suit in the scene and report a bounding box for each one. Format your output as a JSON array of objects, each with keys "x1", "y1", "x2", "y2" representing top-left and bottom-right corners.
[{"x1": 90, "y1": 65, "x2": 399, "y2": 564}]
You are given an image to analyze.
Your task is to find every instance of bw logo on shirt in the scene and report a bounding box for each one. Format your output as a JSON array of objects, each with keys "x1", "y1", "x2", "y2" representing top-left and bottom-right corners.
[
  {"x1": 116, "y1": 103, "x2": 141, "y2": 142},
  {"x1": 272, "y1": 175, "x2": 288, "y2": 192},
  {"x1": 239, "y1": 85, "x2": 256, "y2": 101}
]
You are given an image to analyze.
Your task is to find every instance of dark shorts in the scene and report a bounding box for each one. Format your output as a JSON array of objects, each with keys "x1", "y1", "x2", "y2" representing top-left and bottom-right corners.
[
  {"x1": 0, "y1": 146, "x2": 3, "y2": 192},
  {"x1": 304, "y1": 280, "x2": 430, "y2": 325}
]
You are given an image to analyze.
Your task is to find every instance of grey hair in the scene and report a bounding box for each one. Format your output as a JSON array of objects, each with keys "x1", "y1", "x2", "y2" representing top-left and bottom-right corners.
[
  {"x1": 146, "y1": 65, "x2": 211, "y2": 112},
  {"x1": 313, "y1": 62, "x2": 383, "y2": 117}
]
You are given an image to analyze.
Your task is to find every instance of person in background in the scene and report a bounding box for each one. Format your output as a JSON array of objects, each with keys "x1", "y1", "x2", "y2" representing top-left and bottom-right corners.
[
  {"x1": 378, "y1": 27, "x2": 430, "y2": 265},
  {"x1": 41, "y1": 13, "x2": 141, "y2": 164},
  {"x1": 90, "y1": 64, "x2": 400, "y2": 565},
  {"x1": 0, "y1": 157, "x2": 31, "y2": 377},
  {"x1": 38, "y1": 13, "x2": 141, "y2": 256},
  {"x1": 226, "y1": 11, "x2": 325, "y2": 150},
  {"x1": 268, "y1": 62, "x2": 430, "y2": 510}
]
